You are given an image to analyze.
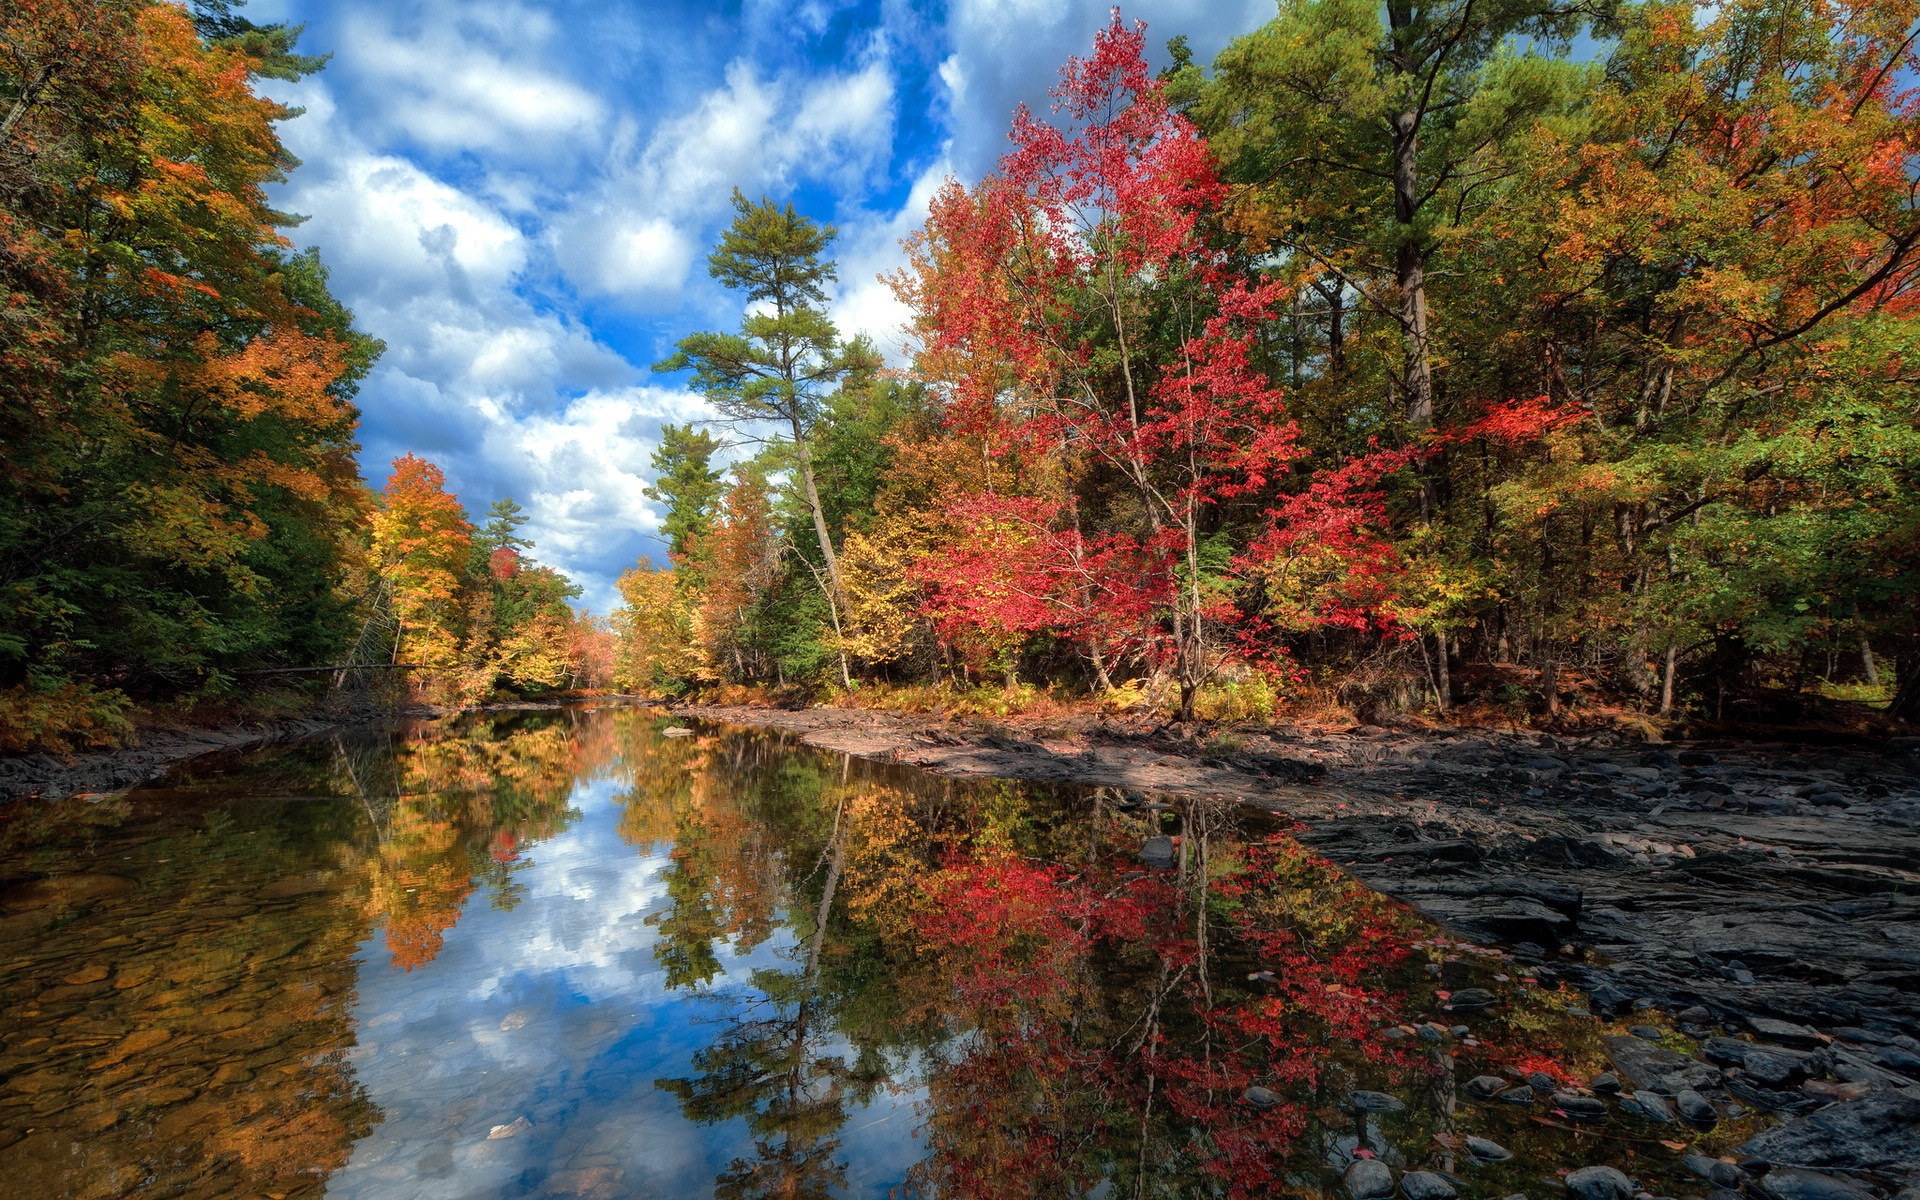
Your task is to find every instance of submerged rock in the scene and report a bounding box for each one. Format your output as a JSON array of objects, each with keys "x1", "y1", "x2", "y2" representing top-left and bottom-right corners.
[
  {"x1": 1565, "y1": 1165, "x2": 1636, "y2": 1200},
  {"x1": 1758, "y1": 1169, "x2": 1877, "y2": 1200},
  {"x1": 1345, "y1": 1158, "x2": 1395, "y2": 1200},
  {"x1": 1347, "y1": 1090, "x2": 1406, "y2": 1113},
  {"x1": 1242, "y1": 1086, "x2": 1281, "y2": 1110},
  {"x1": 1401, "y1": 1170, "x2": 1457, "y2": 1200},
  {"x1": 1465, "y1": 1136, "x2": 1511, "y2": 1163}
]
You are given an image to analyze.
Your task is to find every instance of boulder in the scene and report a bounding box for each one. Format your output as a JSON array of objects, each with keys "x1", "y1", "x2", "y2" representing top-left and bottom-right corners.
[
  {"x1": 1735, "y1": 1091, "x2": 1920, "y2": 1174},
  {"x1": 1758, "y1": 1169, "x2": 1877, "y2": 1200},
  {"x1": 1401, "y1": 1171, "x2": 1457, "y2": 1200},
  {"x1": 1565, "y1": 1166, "x2": 1636, "y2": 1200},
  {"x1": 1345, "y1": 1159, "x2": 1396, "y2": 1200}
]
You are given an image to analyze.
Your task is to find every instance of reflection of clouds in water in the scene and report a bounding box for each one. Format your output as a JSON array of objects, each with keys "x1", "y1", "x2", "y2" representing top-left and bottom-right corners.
[{"x1": 327, "y1": 775, "x2": 924, "y2": 1199}]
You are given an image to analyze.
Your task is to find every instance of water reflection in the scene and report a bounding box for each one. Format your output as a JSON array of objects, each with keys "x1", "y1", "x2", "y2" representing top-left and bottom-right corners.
[{"x1": 0, "y1": 709, "x2": 1722, "y2": 1200}]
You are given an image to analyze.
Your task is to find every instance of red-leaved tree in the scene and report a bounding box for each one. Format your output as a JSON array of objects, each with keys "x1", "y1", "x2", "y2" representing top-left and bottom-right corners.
[{"x1": 896, "y1": 13, "x2": 1419, "y2": 717}]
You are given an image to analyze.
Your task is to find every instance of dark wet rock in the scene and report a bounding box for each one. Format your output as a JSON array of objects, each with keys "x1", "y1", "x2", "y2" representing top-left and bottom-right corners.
[
  {"x1": 1372, "y1": 878, "x2": 1581, "y2": 946},
  {"x1": 1743, "y1": 1050, "x2": 1810, "y2": 1088},
  {"x1": 1466, "y1": 1075, "x2": 1508, "y2": 1100},
  {"x1": 1465, "y1": 1136, "x2": 1512, "y2": 1163},
  {"x1": 1401, "y1": 1171, "x2": 1457, "y2": 1200},
  {"x1": 1591, "y1": 1072, "x2": 1622, "y2": 1094},
  {"x1": 1630, "y1": 1025, "x2": 1666, "y2": 1041},
  {"x1": 1445, "y1": 987, "x2": 1496, "y2": 1012},
  {"x1": 1630, "y1": 1090, "x2": 1676, "y2": 1123},
  {"x1": 1656, "y1": 1063, "x2": 1724, "y2": 1093},
  {"x1": 1676, "y1": 1089, "x2": 1718, "y2": 1125},
  {"x1": 1243, "y1": 1086, "x2": 1281, "y2": 1109},
  {"x1": 1607, "y1": 1034, "x2": 1704, "y2": 1091},
  {"x1": 1682, "y1": 1153, "x2": 1742, "y2": 1188},
  {"x1": 1704, "y1": 1037, "x2": 1757, "y2": 1067},
  {"x1": 1141, "y1": 836, "x2": 1175, "y2": 866},
  {"x1": 1348, "y1": 1090, "x2": 1406, "y2": 1114},
  {"x1": 1346, "y1": 1158, "x2": 1396, "y2": 1200},
  {"x1": 1748, "y1": 1018, "x2": 1824, "y2": 1049},
  {"x1": 1757, "y1": 1169, "x2": 1878, "y2": 1200},
  {"x1": 1499, "y1": 1085, "x2": 1536, "y2": 1105},
  {"x1": 1735, "y1": 1091, "x2": 1920, "y2": 1173},
  {"x1": 1553, "y1": 1092, "x2": 1610, "y2": 1120},
  {"x1": 1565, "y1": 1165, "x2": 1636, "y2": 1200},
  {"x1": 1528, "y1": 1072, "x2": 1558, "y2": 1092}
]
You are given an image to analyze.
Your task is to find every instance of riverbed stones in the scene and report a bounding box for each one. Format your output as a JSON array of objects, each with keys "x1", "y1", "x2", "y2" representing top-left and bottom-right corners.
[
  {"x1": 1466, "y1": 1076, "x2": 1508, "y2": 1100},
  {"x1": 1465, "y1": 1136, "x2": 1512, "y2": 1163},
  {"x1": 1243, "y1": 1086, "x2": 1281, "y2": 1110},
  {"x1": 1345, "y1": 1158, "x2": 1396, "y2": 1199},
  {"x1": 1401, "y1": 1170, "x2": 1457, "y2": 1200},
  {"x1": 1675, "y1": 1088, "x2": 1718, "y2": 1125},
  {"x1": 1141, "y1": 836, "x2": 1175, "y2": 867},
  {"x1": 1445, "y1": 988, "x2": 1496, "y2": 1012},
  {"x1": 1747, "y1": 1018, "x2": 1823, "y2": 1049},
  {"x1": 1565, "y1": 1166, "x2": 1636, "y2": 1200},
  {"x1": 1606, "y1": 1034, "x2": 1701, "y2": 1091},
  {"x1": 1683, "y1": 1154, "x2": 1742, "y2": 1188},
  {"x1": 1629, "y1": 1090, "x2": 1675, "y2": 1123},
  {"x1": 1552, "y1": 1091, "x2": 1610, "y2": 1120},
  {"x1": 1734, "y1": 1091, "x2": 1920, "y2": 1173},
  {"x1": 1347, "y1": 1090, "x2": 1407, "y2": 1114},
  {"x1": 1758, "y1": 1169, "x2": 1878, "y2": 1200}
]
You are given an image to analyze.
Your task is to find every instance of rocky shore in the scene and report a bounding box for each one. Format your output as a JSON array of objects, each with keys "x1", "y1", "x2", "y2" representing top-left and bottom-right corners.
[{"x1": 0, "y1": 718, "x2": 338, "y2": 803}]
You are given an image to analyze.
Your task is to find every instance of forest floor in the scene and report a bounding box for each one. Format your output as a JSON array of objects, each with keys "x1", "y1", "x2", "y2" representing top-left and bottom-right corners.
[{"x1": 680, "y1": 702, "x2": 1920, "y2": 1042}]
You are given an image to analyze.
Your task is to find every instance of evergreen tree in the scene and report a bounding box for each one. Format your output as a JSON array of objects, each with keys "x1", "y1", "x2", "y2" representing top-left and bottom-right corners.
[
  {"x1": 478, "y1": 497, "x2": 534, "y2": 554},
  {"x1": 643, "y1": 424, "x2": 726, "y2": 563}
]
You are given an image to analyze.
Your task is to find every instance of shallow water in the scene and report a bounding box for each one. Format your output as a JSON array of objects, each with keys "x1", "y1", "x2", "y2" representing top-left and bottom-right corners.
[{"x1": 0, "y1": 708, "x2": 1746, "y2": 1199}]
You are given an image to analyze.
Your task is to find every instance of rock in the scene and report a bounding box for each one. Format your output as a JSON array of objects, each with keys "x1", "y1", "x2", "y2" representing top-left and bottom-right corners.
[
  {"x1": 1446, "y1": 988, "x2": 1497, "y2": 1012},
  {"x1": 1591, "y1": 1072, "x2": 1622, "y2": 1094},
  {"x1": 1466, "y1": 1076, "x2": 1508, "y2": 1100},
  {"x1": 1704, "y1": 1037, "x2": 1757, "y2": 1067},
  {"x1": 1345, "y1": 1159, "x2": 1396, "y2": 1200},
  {"x1": 1348, "y1": 1090, "x2": 1407, "y2": 1113},
  {"x1": 1743, "y1": 1050, "x2": 1808, "y2": 1088},
  {"x1": 94, "y1": 1027, "x2": 170, "y2": 1067},
  {"x1": 1631, "y1": 1090, "x2": 1676, "y2": 1123},
  {"x1": 1655, "y1": 1064, "x2": 1724, "y2": 1092},
  {"x1": 1500, "y1": 1085, "x2": 1536, "y2": 1105},
  {"x1": 1748, "y1": 1018, "x2": 1823, "y2": 1050},
  {"x1": 1465, "y1": 1136, "x2": 1512, "y2": 1163},
  {"x1": 1630, "y1": 1026, "x2": 1666, "y2": 1042},
  {"x1": 1605, "y1": 1029, "x2": 1681, "y2": 1082},
  {"x1": 1757, "y1": 1169, "x2": 1877, "y2": 1200},
  {"x1": 1243, "y1": 1086, "x2": 1281, "y2": 1110},
  {"x1": 1682, "y1": 1153, "x2": 1742, "y2": 1188},
  {"x1": 1565, "y1": 1166, "x2": 1636, "y2": 1200},
  {"x1": 1529, "y1": 1073, "x2": 1558, "y2": 1092},
  {"x1": 1735, "y1": 1091, "x2": 1920, "y2": 1173},
  {"x1": 1676, "y1": 1089, "x2": 1718, "y2": 1125},
  {"x1": 1142, "y1": 836, "x2": 1176, "y2": 867},
  {"x1": 488, "y1": 1116, "x2": 532, "y2": 1140},
  {"x1": 1401, "y1": 1171, "x2": 1457, "y2": 1200},
  {"x1": 1553, "y1": 1092, "x2": 1610, "y2": 1120}
]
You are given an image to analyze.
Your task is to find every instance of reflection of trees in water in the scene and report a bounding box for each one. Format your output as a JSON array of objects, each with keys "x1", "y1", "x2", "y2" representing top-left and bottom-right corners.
[
  {"x1": 351, "y1": 712, "x2": 594, "y2": 970},
  {"x1": 625, "y1": 724, "x2": 1585, "y2": 1200}
]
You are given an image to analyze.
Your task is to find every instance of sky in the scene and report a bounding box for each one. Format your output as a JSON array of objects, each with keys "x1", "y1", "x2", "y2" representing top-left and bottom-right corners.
[{"x1": 248, "y1": 0, "x2": 1279, "y2": 613}]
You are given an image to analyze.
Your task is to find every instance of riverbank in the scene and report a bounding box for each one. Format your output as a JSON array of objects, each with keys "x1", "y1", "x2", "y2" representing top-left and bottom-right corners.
[
  {"x1": 0, "y1": 717, "x2": 343, "y2": 802},
  {"x1": 676, "y1": 703, "x2": 1920, "y2": 1041}
]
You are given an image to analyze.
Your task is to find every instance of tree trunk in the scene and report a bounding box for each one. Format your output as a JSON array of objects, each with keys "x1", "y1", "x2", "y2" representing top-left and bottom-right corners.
[
  {"x1": 1390, "y1": 105, "x2": 1434, "y2": 428},
  {"x1": 1861, "y1": 635, "x2": 1880, "y2": 687},
  {"x1": 1659, "y1": 644, "x2": 1678, "y2": 715},
  {"x1": 1434, "y1": 633, "x2": 1451, "y2": 713},
  {"x1": 1890, "y1": 651, "x2": 1920, "y2": 725}
]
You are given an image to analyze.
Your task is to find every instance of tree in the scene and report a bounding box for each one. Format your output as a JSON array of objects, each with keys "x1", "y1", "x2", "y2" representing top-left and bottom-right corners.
[
  {"x1": 643, "y1": 423, "x2": 726, "y2": 565},
  {"x1": 477, "y1": 497, "x2": 533, "y2": 554},
  {"x1": 654, "y1": 190, "x2": 882, "y2": 630},
  {"x1": 1181, "y1": 0, "x2": 1593, "y2": 430},
  {"x1": 900, "y1": 15, "x2": 1410, "y2": 718},
  {"x1": 370, "y1": 455, "x2": 474, "y2": 686}
]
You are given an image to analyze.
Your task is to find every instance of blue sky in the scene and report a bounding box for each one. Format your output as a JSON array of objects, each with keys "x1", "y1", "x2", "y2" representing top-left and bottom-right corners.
[{"x1": 248, "y1": 0, "x2": 1278, "y2": 612}]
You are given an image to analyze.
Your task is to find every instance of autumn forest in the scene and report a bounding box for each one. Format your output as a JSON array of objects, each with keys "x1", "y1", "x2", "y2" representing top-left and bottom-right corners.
[{"x1": 5, "y1": 0, "x2": 1920, "y2": 748}]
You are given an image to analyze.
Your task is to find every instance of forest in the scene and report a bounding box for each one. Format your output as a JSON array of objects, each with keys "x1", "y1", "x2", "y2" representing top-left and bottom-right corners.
[
  {"x1": 616, "y1": 0, "x2": 1920, "y2": 730},
  {"x1": 3, "y1": 0, "x2": 1918, "y2": 751}
]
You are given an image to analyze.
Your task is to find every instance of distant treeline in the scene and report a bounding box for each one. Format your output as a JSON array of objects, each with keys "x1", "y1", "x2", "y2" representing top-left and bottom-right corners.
[
  {"x1": 0, "y1": 1, "x2": 604, "y2": 750},
  {"x1": 618, "y1": 1, "x2": 1920, "y2": 726}
]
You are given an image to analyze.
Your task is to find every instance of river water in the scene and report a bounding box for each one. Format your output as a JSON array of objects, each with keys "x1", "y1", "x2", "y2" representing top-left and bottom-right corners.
[{"x1": 0, "y1": 707, "x2": 1746, "y2": 1199}]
